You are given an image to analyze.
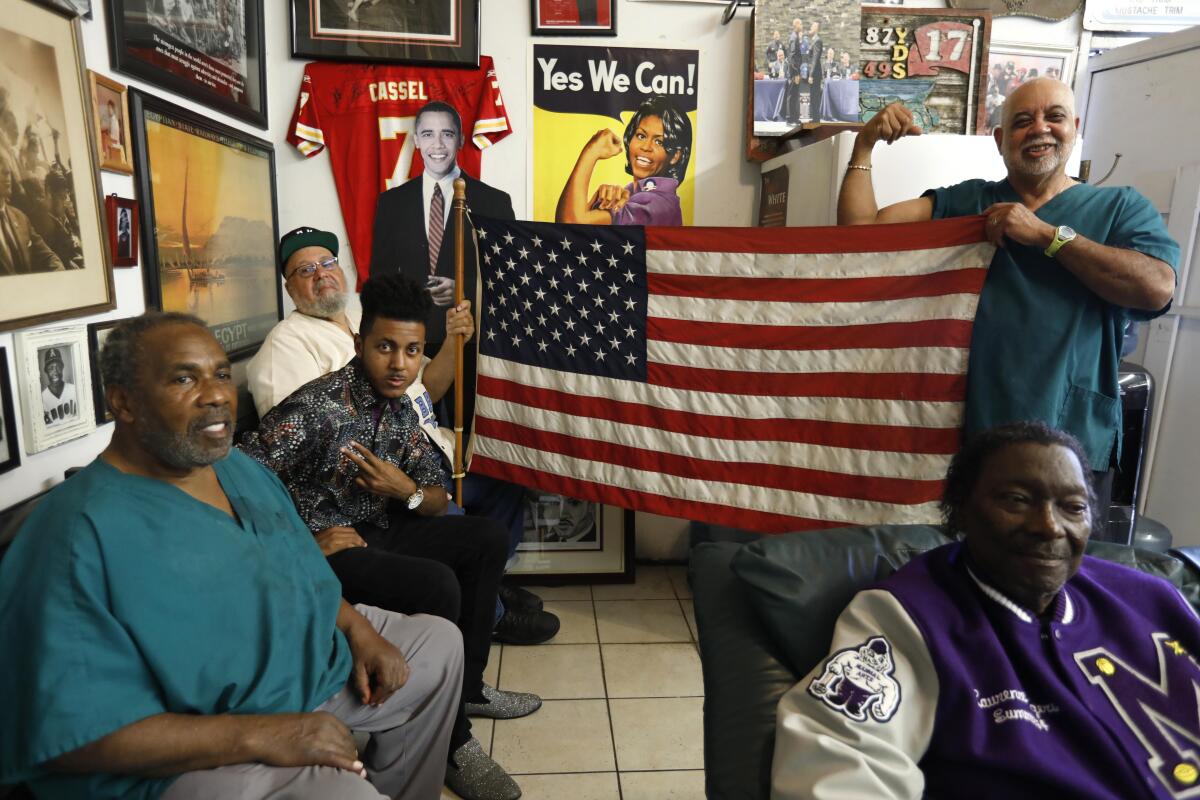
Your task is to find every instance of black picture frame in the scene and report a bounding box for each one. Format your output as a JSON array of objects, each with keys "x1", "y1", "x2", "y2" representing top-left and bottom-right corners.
[
  {"x1": 531, "y1": 0, "x2": 617, "y2": 36},
  {"x1": 509, "y1": 505, "x2": 636, "y2": 585},
  {"x1": 291, "y1": 0, "x2": 480, "y2": 67},
  {"x1": 129, "y1": 89, "x2": 282, "y2": 361},
  {"x1": 106, "y1": 0, "x2": 268, "y2": 129},
  {"x1": 0, "y1": 346, "x2": 20, "y2": 476},
  {"x1": 86, "y1": 318, "x2": 123, "y2": 425}
]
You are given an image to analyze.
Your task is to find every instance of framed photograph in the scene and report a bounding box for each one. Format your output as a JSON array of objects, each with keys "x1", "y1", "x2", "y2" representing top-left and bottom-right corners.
[
  {"x1": 129, "y1": 89, "x2": 282, "y2": 360},
  {"x1": 0, "y1": 4, "x2": 114, "y2": 332},
  {"x1": 105, "y1": 195, "x2": 139, "y2": 267},
  {"x1": 291, "y1": 0, "x2": 480, "y2": 67},
  {"x1": 0, "y1": 346, "x2": 20, "y2": 475},
  {"x1": 752, "y1": 0, "x2": 864, "y2": 137},
  {"x1": 531, "y1": 0, "x2": 616, "y2": 36},
  {"x1": 984, "y1": 41, "x2": 1077, "y2": 132},
  {"x1": 106, "y1": 0, "x2": 267, "y2": 129},
  {"x1": 859, "y1": 6, "x2": 992, "y2": 135},
  {"x1": 88, "y1": 72, "x2": 133, "y2": 175},
  {"x1": 509, "y1": 493, "x2": 634, "y2": 584},
  {"x1": 14, "y1": 325, "x2": 95, "y2": 454},
  {"x1": 30, "y1": 0, "x2": 91, "y2": 17},
  {"x1": 87, "y1": 318, "x2": 122, "y2": 425}
]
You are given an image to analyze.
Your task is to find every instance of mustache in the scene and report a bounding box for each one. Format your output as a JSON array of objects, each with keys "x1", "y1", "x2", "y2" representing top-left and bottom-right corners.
[{"x1": 1023, "y1": 137, "x2": 1058, "y2": 150}]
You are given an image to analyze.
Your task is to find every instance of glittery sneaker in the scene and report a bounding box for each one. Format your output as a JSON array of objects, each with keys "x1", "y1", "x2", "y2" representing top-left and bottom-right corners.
[
  {"x1": 444, "y1": 736, "x2": 521, "y2": 800},
  {"x1": 464, "y1": 683, "x2": 543, "y2": 720}
]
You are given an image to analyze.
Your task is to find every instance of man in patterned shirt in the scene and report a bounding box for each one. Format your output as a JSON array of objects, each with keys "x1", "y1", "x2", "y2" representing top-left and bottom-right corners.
[{"x1": 240, "y1": 275, "x2": 537, "y2": 800}]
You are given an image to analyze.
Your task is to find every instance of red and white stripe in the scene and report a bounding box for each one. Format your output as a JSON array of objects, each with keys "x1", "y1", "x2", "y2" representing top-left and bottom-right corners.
[{"x1": 471, "y1": 217, "x2": 993, "y2": 533}]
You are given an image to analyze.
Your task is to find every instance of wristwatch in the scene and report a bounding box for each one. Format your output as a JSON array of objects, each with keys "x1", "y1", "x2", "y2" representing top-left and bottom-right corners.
[
  {"x1": 405, "y1": 488, "x2": 425, "y2": 511},
  {"x1": 1044, "y1": 225, "x2": 1077, "y2": 259}
]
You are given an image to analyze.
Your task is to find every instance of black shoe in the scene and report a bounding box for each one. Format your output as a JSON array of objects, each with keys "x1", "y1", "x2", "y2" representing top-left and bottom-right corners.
[
  {"x1": 498, "y1": 583, "x2": 544, "y2": 613},
  {"x1": 492, "y1": 608, "x2": 560, "y2": 645}
]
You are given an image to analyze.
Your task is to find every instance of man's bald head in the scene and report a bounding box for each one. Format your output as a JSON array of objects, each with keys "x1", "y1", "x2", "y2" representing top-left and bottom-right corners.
[
  {"x1": 994, "y1": 77, "x2": 1079, "y2": 181},
  {"x1": 1000, "y1": 77, "x2": 1076, "y2": 129}
]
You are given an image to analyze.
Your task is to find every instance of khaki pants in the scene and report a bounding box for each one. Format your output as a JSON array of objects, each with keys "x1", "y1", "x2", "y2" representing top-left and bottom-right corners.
[{"x1": 161, "y1": 605, "x2": 462, "y2": 800}]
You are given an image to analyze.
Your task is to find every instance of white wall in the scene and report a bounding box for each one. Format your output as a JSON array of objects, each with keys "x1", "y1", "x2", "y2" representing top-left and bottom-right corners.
[
  {"x1": 0, "y1": 2, "x2": 1101, "y2": 558},
  {"x1": 0, "y1": 2, "x2": 762, "y2": 558}
]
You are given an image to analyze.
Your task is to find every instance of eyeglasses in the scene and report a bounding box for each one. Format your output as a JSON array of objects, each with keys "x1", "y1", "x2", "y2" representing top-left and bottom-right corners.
[{"x1": 287, "y1": 255, "x2": 339, "y2": 281}]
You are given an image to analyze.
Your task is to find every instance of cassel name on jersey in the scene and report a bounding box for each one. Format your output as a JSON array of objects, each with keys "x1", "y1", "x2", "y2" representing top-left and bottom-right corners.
[{"x1": 368, "y1": 81, "x2": 429, "y2": 103}]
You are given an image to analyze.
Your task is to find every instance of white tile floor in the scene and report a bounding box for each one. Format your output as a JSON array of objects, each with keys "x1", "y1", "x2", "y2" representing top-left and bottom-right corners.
[{"x1": 442, "y1": 566, "x2": 704, "y2": 800}]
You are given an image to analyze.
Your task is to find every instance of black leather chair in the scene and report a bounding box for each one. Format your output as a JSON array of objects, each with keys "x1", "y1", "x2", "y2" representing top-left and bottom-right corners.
[{"x1": 689, "y1": 521, "x2": 1200, "y2": 800}]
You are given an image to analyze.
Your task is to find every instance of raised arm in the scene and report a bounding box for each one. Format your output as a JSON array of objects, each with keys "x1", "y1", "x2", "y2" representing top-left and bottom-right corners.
[
  {"x1": 837, "y1": 103, "x2": 933, "y2": 226},
  {"x1": 556, "y1": 129, "x2": 626, "y2": 224}
]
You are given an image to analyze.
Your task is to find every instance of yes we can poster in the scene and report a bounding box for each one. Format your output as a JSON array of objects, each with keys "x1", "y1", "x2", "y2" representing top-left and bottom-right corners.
[{"x1": 530, "y1": 43, "x2": 699, "y2": 225}]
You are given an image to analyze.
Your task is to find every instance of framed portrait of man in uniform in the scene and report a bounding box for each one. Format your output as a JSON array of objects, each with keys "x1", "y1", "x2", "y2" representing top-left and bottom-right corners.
[{"x1": 14, "y1": 325, "x2": 95, "y2": 453}]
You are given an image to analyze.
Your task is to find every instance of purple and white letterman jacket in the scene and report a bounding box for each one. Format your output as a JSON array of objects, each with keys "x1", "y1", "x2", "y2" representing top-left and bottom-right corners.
[{"x1": 773, "y1": 542, "x2": 1200, "y2": 800}]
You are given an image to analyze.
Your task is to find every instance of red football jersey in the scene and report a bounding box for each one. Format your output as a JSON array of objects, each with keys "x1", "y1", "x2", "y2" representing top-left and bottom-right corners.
[{"x1": 288, "y1": 57, "x2": 511, "y2": 286}]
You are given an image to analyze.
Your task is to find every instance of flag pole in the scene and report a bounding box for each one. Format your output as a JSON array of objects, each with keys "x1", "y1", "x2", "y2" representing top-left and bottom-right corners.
[{"x1": 452, "y1": 177, "x2": 467, "y2": 508}]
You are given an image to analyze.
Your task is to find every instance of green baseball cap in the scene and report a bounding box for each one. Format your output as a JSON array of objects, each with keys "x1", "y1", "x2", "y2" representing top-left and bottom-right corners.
[{"x1": 277, "y1": 226, "x2": 339, "y2": 275}]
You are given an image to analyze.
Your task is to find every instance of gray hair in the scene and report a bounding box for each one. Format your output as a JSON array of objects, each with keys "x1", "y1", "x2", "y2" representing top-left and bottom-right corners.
[{"x1": 100, "y1": 311, "x2": 208, "y2": 391}]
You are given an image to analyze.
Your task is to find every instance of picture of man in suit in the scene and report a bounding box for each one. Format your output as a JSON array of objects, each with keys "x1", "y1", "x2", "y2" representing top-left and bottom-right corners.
[
  {"x1": 370, "y1": 100, "x2": 514, "y2": 345},
  {"x1": 39, "y1": 345, "x2": 77, "y2": 426},
  {"x1": 0, "y1": 158, "x2": 64, "y2": 276}
]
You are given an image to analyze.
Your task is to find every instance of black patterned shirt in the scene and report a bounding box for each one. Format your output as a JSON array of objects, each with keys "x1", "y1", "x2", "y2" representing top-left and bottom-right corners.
[{"x1": 238, "y1": 358, "x2": 447, "y2": 532}]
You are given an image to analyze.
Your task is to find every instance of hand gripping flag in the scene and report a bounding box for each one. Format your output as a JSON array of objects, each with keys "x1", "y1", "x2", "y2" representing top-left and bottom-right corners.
[{"x1": 467, "y1": 217, "x2": 993, "y2": 533}]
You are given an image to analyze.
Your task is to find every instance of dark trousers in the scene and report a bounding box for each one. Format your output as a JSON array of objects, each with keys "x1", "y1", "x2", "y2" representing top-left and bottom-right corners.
[{"x1": 328, "y1": 512, "x2": 508, "y2": 750}]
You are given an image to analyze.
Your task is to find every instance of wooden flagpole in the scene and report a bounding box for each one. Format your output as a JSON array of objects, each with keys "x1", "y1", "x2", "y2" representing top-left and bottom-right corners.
[{"x1": 452, "y1": 178, "x2": 467, "y2": 506}]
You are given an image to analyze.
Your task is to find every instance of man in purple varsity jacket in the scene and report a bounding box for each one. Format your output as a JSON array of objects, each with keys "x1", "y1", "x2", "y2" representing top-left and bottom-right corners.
[{"x1": 773, "y1": 422, "x2": 1200, "y2": 800}]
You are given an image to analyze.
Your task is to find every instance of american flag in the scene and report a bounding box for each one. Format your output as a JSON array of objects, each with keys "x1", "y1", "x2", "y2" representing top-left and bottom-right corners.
[{"x1": 468, "y1": 216, "x2": 993, "y2": 533}]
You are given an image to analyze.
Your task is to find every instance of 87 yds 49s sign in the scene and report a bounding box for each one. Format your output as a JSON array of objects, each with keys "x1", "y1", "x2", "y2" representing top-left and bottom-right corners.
[{"x1": 859, "y1": 7, "x2": 992, "y2": 134}]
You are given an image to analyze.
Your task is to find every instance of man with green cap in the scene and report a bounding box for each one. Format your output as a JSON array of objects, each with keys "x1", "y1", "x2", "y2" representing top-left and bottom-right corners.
[{"x1": 249, "y1": 226, "x2": 473, "y2": 423}]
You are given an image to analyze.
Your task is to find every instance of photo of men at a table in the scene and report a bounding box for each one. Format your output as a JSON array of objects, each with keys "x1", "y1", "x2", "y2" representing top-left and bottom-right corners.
[{"x1": 752, "y1": 0, "x2": 862, "y2": 136}]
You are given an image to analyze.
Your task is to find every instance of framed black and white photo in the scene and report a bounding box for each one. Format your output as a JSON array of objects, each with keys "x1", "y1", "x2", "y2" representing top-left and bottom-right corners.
[
  {"x1": 106, "y1": 194, "x2": 139, "y2": 267},
  {"x1": 87, "y1": 318, "x2": 123, "y2": 425},
  {"x1": 106, "y1": 0, "x2": 267, "y2": 128},
  {"x1": 129, "y1": 89, "x2": 282, "y2": 360},
  {"x1": 14, "y1": 325, "x2": 94, "y2": 453},
  {"x1": 0, "y1": 346, "x2": 20, "y2": 475},
  {"x1": 509, "y1": 494, "x2": 634, "y2": 584},
  {"x1": 0, "y1": 3, "x2": 115, "y2": 332},
  {"x1": 291, "y1": 0, "x2": 480, "y2": 67},
  {"x1": 531, "y1": 0, "x2": 616, "y2": 36}
]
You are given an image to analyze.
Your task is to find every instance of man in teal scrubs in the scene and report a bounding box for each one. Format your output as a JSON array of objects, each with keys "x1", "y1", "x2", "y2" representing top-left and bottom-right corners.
[
  {"x1": 837, "y1": 78, "x2": 1179, "y2": 506},
  {"x1": 0, "y1": 312, "x2": 463, "y2": 800}
]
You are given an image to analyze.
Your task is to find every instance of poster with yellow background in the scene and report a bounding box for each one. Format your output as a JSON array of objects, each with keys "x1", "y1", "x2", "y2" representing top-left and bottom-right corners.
[{"x1": 531, "y1": 44, "x2": 699, "y2": 225}]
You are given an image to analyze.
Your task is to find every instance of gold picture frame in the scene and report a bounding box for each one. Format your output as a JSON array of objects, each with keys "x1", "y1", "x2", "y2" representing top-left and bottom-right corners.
[
  {"x1": 88, "y1": 71, "x2": 133, "y2": 175},
  {"x1": 0, "y1": 3, "x2": 114, "y2": 331}
]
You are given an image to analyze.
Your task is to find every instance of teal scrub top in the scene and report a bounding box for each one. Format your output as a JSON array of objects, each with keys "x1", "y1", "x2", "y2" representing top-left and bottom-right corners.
[
  {"x1": 925, "y1": 179, "x2": 1179, "y2": 468},
  {"x1": 0, "y1": 450, "x2": 352, "y2": 800}
]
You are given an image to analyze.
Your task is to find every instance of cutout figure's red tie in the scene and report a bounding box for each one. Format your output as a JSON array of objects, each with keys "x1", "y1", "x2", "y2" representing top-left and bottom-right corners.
[{"x1": 428, "y1": 183, "x2": 444, "y2": 276}]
